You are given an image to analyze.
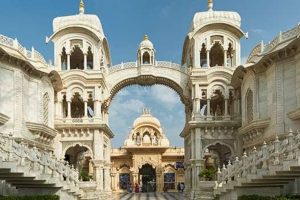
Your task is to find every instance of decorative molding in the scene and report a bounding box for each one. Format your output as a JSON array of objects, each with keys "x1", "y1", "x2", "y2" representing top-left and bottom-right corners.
[
  {"x1": 0, "y1": 113, "x2": 9, "y2": 126},
  {"x1": 25, "y1": 121, "x2": 57, "y2": 144},
  {"x1": 287, "y1": 107, "x2": 300, "y2": 120}
]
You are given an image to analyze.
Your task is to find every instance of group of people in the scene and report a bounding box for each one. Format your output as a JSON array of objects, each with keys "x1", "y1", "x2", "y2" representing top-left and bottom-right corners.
[
  {"x1": 177, "y1": 182, "x2": 185, "y2": 193},
  {"x1": 126, "y1": 182, "x2": 142, "y2": 193}
]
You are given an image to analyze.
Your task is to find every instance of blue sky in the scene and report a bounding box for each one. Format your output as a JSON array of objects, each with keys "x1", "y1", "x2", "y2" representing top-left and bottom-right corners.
[{"x1": 1, "y1": 0, "x2": 300, "y2": 147}]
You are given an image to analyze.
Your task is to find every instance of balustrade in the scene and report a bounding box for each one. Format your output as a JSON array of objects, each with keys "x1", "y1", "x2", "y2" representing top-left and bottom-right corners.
[
  {"x1": 0, "y1": 132, "x2": 80, "y2": 193},
  {"x1": 215, "y1": 129, "x2": 300, "y2": 194}
]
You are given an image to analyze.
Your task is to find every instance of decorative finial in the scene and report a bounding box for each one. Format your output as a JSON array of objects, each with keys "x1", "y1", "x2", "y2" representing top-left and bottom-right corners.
[
  {"x1": 208, "y1": 0, "x2": 213, "y2": 11},
  {"x1": 79, "y1": 0, "x2": 85, "y2": 14},
  {"x1": 144, "y1": 35, "x2": 149, "y2": 41}
]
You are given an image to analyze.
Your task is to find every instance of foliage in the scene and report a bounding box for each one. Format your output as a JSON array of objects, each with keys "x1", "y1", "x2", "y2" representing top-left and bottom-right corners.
[
  {"x1": 198, "y1": 168, "x2": 216, "y2": 181},
  {"x1": 80, "y1": 171, "x2": 92, "y2": 181},
  {"x1": 238, "y1": 195, "x2": 299, "y2": 200},
  {"x1": 0, "y1": 195, "x2": 59, "y2": 200}
]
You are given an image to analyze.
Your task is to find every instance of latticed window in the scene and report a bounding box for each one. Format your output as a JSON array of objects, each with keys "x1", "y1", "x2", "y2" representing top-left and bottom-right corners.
[
  {"x1": 43, "y1": 93, "x2": 50, "y2": 125},
  {"x1": 246, "y1": 89, "x2": 253, "y2": 124}
]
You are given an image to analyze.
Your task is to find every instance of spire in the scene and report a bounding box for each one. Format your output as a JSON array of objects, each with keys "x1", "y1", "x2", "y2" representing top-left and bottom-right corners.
[
  {"x1": 144, "y1": 34, "x2": 149, "y2": 41},
  {"x1": 208, "y1": 0, "x2": 213, "y2": 11},
  {"x1": 79, "y1": 0, "x2": 85, "y2": 14}
]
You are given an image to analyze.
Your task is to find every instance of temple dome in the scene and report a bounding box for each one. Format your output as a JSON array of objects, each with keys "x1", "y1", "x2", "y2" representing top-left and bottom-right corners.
[
  {"x1": 133, "y1": 108, "x2": 161, "y2": 128},
  {"x1": 139, "y1": 35, "x2": 154, "y2": 49}
]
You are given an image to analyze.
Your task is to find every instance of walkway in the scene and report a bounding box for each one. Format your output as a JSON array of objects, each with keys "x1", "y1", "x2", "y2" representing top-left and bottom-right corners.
[{"x1": 112, "y1": 192, "x2": 187, "y2": 200}]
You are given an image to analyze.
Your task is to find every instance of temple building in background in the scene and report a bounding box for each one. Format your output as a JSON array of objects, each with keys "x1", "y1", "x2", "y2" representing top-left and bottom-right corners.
[{"x1": 111, "y1": 109, "x2": 184, "y2": 193}]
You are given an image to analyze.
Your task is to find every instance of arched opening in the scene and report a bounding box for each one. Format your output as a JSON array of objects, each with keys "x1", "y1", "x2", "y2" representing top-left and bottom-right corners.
[
  {"x1": 87, "y1": 93, "x2": 94, "y2": 118},
  {"x1": 246, "y1": 89, "x2": 253, "y2": 124},
  {"x1": 227, "y1": 43, "x2": 235, "y2": 67},
  {"x1": 210, "y1": 42, "x2": 224, "y2": 67},
  {"x1": 200, "y1": 43, "x2": 207, "y2": 67},
  {"x1": 139, "y1": 164, "x2": 156, "y2": 192},
  {"x1": 109, "y1": 84, "x2": 186, "y2": 193},
  {"x1": 204, "y1": 143, "x2": 232, "y2": 169},
  {"x1": 210, "y1": 89, "x2": 225, "y2": 119},
  {"x1": 64, "y1": 144, "x2": 93, "y2": 181},
  {"x1": 71, "y1": 92, "x2": 84, "y2": 118},
  {"x1": 61, "y1": 47, "x2": 67, "y2": 70},
  {"x1": 87, "y1": 46, "x2": 93, "y2": 69},
  {"x1": 142, "y1": 52, "x2": 150, "y2": 64},
  {"x1": 70, "y1": 45, "x2": 84, "y2": 70}
]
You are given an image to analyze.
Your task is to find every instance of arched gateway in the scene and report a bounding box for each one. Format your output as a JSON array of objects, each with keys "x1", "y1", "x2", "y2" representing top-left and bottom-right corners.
[{"x1": 49, "y1": 0, "x2": 244, "y2": 199}]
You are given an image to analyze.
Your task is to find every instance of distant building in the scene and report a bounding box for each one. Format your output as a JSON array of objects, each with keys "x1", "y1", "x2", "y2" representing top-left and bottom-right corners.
[{"x1": 111, "y1": 108, "x2": 184, "y2": 192}]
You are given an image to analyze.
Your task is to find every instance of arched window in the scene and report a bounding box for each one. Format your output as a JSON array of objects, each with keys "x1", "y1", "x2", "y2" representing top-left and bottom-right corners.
[
  {"x1": 227, "y1": 43, "x2": 234, "y2": 67},
  {"x1": 246, "y1": 89, "x2": 253, "y2": 123},
  {"x1": 43, "y1": 93, "x2": 50, "y2": 125},
  {"x1": 200, "y1": 43, "x2": 207, "y2": 67},
  {"x1": 87, "y1": 47, "x2": 93, "y2": 69},
  {"x1": 61, "y1": 47, "x2": 67, "y2": 70},
  {"x1": 62, "y1": 94, "x2": 67, "y2": 118},
  {"x1": 210, "y1": 42, "x2": 224, "y2": 67},
  {"x1": 87, "y1": 93, "x2": 94, "y2": 118},
  {"x1": 71, "y1": 93, "x2": 84, "y2": 118},
  {"x1": 70, "y1": 45, "x2": 84, "y2": 70},
  {"x1": 142, "y1": 52, "x2": 150, "y2": 64}
]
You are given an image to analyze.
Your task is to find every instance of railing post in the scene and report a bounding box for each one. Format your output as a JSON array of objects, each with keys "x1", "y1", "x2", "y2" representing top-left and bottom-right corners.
[
  {"x1": 287, "y1": 129, "x2": 294, "y2": 160},
  {"x1": 242, "y1": 152, "x2": 248, "y2": 178},
  {"x1": 273, "y1": 136, "x2": 280, "y2": 165},
  {"x1": 262, "y1": 141, "x2": 268, "y2": 169}
]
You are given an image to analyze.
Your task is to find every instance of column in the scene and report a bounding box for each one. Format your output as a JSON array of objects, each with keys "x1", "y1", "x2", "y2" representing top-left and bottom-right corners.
[
  {"x1": 104, "y1": 167, "x2": 111, "y2": 191},
  {"x1": 207, "y1": 99, "x2": 211, "y2": 116},
  {"x1": 67, "y1": 54, "x2": 70, "y2": 70},
  {"x1": 84, "y1": 101, "x2": 88, "y2": 118},
  {"x1": 84, "y1": 53, "x2": 87, "y2": 70},
  {"x1": 94, "y1": 100, "x2": 101, "y2": 118},
  {"x1": 224, "y1": 99, "x2": 229, "y2": 116},
  {"x1": 224, "y1": 50, "x2": 227, "y2": 67},
  {"x1": 206, "y1": 50, "x2": 210, "y2": 68},
  {"x1": 67, "y1": 101, "x2": 71, "y2": 118}
]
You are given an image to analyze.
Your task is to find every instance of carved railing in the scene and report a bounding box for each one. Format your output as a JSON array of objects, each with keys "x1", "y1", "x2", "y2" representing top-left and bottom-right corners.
[
  {"x1": 247, "y1": 24, "x2": 300, "y2": 63},
  {"x1": 0, "y1": 34, "x2": 49, "y2": 67},
  {"x1": 108, "y1": 61, "x2": 186, "y2": 73},
  {"x1": 0, "y1": 132, "x2": 80, "y2": 194},
  {"x1": 215, "y1": 129, "x2": 300, "y2": 194}
]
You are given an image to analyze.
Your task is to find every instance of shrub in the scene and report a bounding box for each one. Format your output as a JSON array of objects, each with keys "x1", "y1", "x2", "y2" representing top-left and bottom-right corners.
[{"x1": 0, "y1": 195, "x2": 59, "y2": 200}]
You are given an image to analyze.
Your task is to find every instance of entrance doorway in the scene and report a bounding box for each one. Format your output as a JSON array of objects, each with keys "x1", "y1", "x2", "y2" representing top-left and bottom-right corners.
[{"x1": 139, "y1": 164, "x2": 156, "y2": 192}]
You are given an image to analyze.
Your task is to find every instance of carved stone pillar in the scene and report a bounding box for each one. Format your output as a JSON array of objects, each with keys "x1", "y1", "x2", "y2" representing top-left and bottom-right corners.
[
  {"x1": 104, "y1": 167, "x2": 111, "y2": 191},
  {"x1": 67, "y1": 101, "x2": 71, "y2": 118},
  {"x1": 84, "y1": 53, "x2": 87, "y2": 70},
  {"x1": 84, "y1": 101, "x2": 88, "y2": 118},
  {"x1": 93, "y1": 160, "x2": 104, "y2": 191},
  {"x1": 67, "y1": 54, "x2": 70, "y2": 70},
  {"x1": 224, "y1": 98, "x2": 230, "y2": 119},
  {"x1": 207, "y1": 99, "x2": 211, "y2": 117},
  {"x1": 206, "y1": 50, "x2": 210, "y2": 68},
  {"x1": 224, "y1": 50, "x2": 227, "y2": 67}
]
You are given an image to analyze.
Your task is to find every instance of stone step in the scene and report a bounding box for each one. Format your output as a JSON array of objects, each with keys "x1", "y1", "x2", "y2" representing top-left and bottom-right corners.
[
  {"x1": 13, "y1": 183, "x2": 58, "y2": 188},
  {"x1": 290, "y1": 166, "x2": 300, "y2": 171},
  {"x1": 4, "y1": 176, "x2": 36, "y2": 181},
  {"x1": 0, "y1": 172, "x2": 24, "y2": 178},
  {"x1": 6, "y1": 179, "x2": 46, "y2": 185},
  {"x1": 276, "y1": 171, "x2": 300, "y2": 175}
]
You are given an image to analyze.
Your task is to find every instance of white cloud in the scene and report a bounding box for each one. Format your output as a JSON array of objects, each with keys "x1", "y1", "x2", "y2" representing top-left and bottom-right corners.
[
  {"x1": 251, "y1": 28, "x2": 265, "y2": 36},
  {"x1": 151, "y1": 85, "x2": 179, "y2": 109},
  {"x1": 241, "y1": 56, "x2": 248, "y2": 65}
]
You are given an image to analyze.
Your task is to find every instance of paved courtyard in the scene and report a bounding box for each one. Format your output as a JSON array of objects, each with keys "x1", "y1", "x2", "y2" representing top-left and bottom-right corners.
[{"x1": 112, "y1": 192, "x2": 187, "y2": 200}]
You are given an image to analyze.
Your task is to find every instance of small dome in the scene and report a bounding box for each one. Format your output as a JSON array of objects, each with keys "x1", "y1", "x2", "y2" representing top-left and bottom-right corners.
[
  {"x1": 139, "y1": 35, "x2": 154, "y2": 49},
  {"x1": 191, "y1": 10, "x2": 241, "y2": 32},
  {"x1": 133, "y1": 108, "x2": 161, "y2": 128}
]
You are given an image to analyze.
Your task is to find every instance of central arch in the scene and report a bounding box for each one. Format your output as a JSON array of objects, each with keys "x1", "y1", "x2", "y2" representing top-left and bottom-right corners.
[{"x1": 104, "y1": 62, "x2": 192, "y2": 111}]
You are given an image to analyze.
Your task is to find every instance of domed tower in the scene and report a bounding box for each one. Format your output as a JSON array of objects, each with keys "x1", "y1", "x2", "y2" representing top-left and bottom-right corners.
[
  {"x1": 182, "y1": 0, "x2": 244, "y2": 68},
  {"x1": 137, "y1": 35, "x2": 156, "y2": 66},
  {"x1": 124, "y1": 108, "x2": 170, "y2": 147},
  {"x1": 181, "y1": 1, "x2": 246, "y2": 198},
  {"x1": 48, "y1": 0, "x2": 111, "y2": 71},
  {"x1": 49, "y1": 1, "x2": 114, "y2": 196}
]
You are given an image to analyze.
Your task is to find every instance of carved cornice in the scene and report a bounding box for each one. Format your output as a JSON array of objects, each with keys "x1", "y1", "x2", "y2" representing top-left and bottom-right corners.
[
  {"x1": 0, "y1": 113, "x2": 9, "y2": 126},
  {"x1": 287, "y1": 107, "x2": 300, "y2": 120},
  {"x1": 239, "y1": 118, "x2": 270, "y2": 135},
  {"x1": 25, "y1": 121, "x2": 57, "y2": 144}
]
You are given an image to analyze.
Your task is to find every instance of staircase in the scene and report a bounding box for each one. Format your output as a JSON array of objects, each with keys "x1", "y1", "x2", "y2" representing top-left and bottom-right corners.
[
  {"x1": 215, "y1": 130, "x2": 300, "y2": 200},
  {"x1": 0, "y1": 133, "x2": 81, "y2": 199}
]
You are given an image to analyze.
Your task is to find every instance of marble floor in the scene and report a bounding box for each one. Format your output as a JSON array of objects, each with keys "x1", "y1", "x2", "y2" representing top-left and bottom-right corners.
[{"x1": 112, "y1": 192, "x2": 187, "y2": 200}]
